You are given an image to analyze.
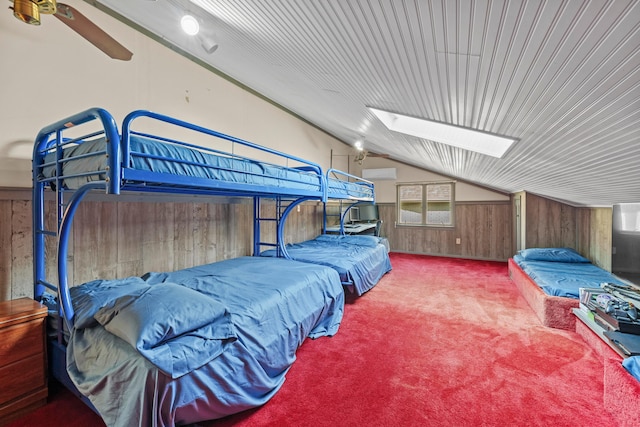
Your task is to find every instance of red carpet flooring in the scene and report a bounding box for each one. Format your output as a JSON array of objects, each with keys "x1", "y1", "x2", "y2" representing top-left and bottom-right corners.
[{"x1": 7, "y1": 253, "x2": 618, "y2": 426}]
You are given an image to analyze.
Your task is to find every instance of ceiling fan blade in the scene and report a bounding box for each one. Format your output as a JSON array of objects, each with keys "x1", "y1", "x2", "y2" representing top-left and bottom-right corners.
[{"x1": 54, "y1": 3, "x2": 133, "y2": 61}]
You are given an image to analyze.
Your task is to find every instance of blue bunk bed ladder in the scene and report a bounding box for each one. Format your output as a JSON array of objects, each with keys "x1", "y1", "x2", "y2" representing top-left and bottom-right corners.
[
  {"x1": 253, "y1": 196, "x2": 288, "y2": 257},
  {"x1": 253, "y1": 196, "x2": 315, "y2": 258}
]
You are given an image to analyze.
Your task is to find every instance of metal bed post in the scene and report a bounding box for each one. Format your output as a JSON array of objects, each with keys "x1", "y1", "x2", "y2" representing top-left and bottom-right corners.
[
  {"x1": 276, "y1": 197, "x2": 284, "y2": 257},
  {"x1": 253, "y1": 197, "x2": 261, "y2": 256},
  {"x1": 56, "y1": 182, "x2": 105, "y2": 330},
  {"x1": 32, "y1": 168, "x2": 46, "y2": 301}
]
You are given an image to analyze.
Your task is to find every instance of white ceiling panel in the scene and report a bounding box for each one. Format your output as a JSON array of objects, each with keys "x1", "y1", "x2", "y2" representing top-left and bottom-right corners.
[{"x1": 93, "y1": 0, "x2": 640, "y2": 206}]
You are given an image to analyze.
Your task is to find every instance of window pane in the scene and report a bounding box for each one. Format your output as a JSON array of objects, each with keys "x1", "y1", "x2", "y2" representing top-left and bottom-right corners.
[
  {"x1": 426, "y1": 183, "x2": 451, "y2": 201},
  {"x1": 399, "y1": 185, "x2": 422, "y2": 224},
  {"x1": 426, "y1": 184, "x2": 452, "y2": 225},
  {"x1": 426, "y1": 201, "x2": 451, "y2": 225}
]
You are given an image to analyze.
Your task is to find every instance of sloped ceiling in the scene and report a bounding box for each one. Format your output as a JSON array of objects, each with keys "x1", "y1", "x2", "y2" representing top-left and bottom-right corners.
[{"x1": 95, "y1": 0, "x2": 639, "y2": 206}]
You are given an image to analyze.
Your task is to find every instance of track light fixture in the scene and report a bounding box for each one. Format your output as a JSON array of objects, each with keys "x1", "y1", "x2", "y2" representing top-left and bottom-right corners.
[{"x1": 199, "y1": 34, "x2": 218, "y2": 54}]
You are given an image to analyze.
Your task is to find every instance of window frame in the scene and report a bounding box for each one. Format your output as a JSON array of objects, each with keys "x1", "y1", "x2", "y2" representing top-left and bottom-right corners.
[{"x1": 396, "y1": 181, "x2": 456, "y2": 227}]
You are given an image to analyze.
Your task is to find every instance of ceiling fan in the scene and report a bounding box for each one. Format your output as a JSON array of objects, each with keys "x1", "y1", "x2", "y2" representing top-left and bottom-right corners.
[
  {"x1": 353, "y1": 149, "x2": 390, "y2": 165},
  {"x1": 9, "y1": 0, "x2": 133, "y2": 60}
]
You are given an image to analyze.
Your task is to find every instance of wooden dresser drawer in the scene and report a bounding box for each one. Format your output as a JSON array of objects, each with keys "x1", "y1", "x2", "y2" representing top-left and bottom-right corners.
[
  {"x1": 0, "y1": 298, "x2": 48, "y2": 424},
  {"x1": 0, "y1": 353, "x2": 46, "y2": 404},
  {"x1": 0, "y1": 319, "x2": 44, "y2": 367}
]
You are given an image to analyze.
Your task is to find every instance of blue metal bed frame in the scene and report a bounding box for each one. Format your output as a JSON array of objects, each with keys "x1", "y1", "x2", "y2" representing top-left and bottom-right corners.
[
  {"x1": 31, "y1": 107, "x2": 374, "y2": 410},
  {"x1": 32, "y1": 106, "x2": 374, "y2": 318}
]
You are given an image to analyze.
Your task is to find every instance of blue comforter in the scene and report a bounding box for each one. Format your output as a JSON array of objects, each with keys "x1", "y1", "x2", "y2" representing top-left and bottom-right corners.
[
  {"x1": 67, "y1": 257, "x2": 344, "y2": 426},
  {"x1": 262, "y1": 234, "x2": 392, "y2": 296}
]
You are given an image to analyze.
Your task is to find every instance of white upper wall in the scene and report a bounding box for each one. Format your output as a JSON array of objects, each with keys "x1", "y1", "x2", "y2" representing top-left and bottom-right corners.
[
  {"x1": 0, "y1": 0, "x2": 346, "y2": 188},
  {"x1": 0, "y1": 0, "x2": 508, "y2": 203}
]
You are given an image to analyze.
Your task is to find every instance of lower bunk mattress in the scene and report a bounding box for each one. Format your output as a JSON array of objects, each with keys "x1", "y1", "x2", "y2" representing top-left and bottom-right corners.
[
  {"x1": 261, "y1": 234, "x2": 392, "y2": 296},
  {"x1": 65, "y1": 256, "x2": 344, "y2": 426},
  {"x1": 509, "y1": 248, "x2": 627, "y2": 330}
]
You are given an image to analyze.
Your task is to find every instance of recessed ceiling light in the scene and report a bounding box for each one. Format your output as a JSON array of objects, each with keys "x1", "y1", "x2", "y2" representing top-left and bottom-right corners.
[
  {"x1": 181, "y1": 15, "x2": 200, "y2": 36},
  {"x1": 368, "y1": 107, "x2": 516, "y2": 158}
]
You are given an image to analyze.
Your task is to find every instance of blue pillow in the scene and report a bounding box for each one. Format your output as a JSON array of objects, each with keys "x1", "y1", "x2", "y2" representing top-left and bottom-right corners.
[
  {"x1": 70, "y1": 277, "x2": 151, "y2": 329},
  {"x1": 517, "y1": 247, "x2": 590, "y2": 263}
]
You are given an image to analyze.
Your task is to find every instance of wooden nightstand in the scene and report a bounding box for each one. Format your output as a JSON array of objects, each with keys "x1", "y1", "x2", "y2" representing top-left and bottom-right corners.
[{"x1": 0, "y1": 298, "x2": 48, "y2": 425}]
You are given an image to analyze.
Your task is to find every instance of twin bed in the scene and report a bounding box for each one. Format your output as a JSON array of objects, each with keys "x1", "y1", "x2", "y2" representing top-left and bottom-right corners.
[
  {"x1": 509, "y1": 247, "x2": 627, "y2": 330},
  {"x1": 32, "y1": 108, "x2": 390, "y2": 425},
  {"x1": 261, "y1": 234, "x2": 391, "y2": 296},
  {"x1": 67, "y1": 257, "x2": 344, "y2": 426}
]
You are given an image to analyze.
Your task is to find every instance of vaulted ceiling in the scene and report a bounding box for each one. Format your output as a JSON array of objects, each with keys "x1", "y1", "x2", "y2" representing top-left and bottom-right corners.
[{"x1": 96, "y1": 0, "x2": 639, "y2": 206}]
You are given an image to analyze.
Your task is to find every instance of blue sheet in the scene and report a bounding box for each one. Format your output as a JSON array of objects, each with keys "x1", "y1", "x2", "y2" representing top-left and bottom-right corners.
[
  {"x1": 623, "y1": 356, "x2": 640, "y2": 382},
  {"x1": 513, "y1": 253, "x2": 627, "y2": 298},
  {"x1": 67, "y1": 257, "x2": 344, "y2": 426},
  {"x1": 261, "y1": 234, "x2": 392, "y2": 296}
]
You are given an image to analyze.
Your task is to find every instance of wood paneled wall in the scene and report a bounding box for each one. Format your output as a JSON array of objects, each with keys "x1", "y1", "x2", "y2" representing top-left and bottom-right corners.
[
  {"x1": 525, "y1": 193, "x2": 577, "y2": 248},
  {"x1": 524, "y1": 193, "x2": 613, "y2": 270},
  {"x1": 0, "y1": 195, "x2": 322, "y2": 302},
  {"x1": 1, "y1": 188, "x2": 616, "y2": 301},
  {"x1": 380, "y1": 201, "x2": 513, "y2": 261},
  {"x1": 576, "y1": 206, "x2": 613, "y2": 271}
]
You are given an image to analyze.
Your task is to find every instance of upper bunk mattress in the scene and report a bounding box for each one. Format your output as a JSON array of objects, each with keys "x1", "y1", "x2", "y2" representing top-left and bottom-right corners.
[
  {"x1": 41, "y1": 135, "x2": 323, "y2": 193},
  {"x1": 39, "y1": 135, "x2": 373, "y2": 199},
  {"x1": 327, "y1": 177, "x2": 374, "y2": 200}
]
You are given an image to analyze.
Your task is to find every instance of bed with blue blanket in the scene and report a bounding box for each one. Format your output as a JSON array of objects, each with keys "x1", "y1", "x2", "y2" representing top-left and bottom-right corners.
[
  {"x1": 509, "y1": 248, "x2": 627, "y2": 330},
  {"x1": 66, "y1": 257, "x2": 344, "y2": 426},
  {"x1": 261, "y1": 234, "x2": 392, "y2": 296}
]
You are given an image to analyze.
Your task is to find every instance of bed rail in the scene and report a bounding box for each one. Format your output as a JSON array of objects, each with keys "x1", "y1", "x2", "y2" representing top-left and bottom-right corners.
[
  {"x1": 120, "y1": 110, "x2": 327, "y2": 200},
  {"x1": 326, "y1": 168, "x2": 374, "y2": 201},
  {"x1": 33, "y1": 107, "x2": 121, "y2": 194}
]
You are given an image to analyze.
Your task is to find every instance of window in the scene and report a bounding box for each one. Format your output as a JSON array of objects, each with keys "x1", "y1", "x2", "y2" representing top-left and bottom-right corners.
[{"x1": 397, "y1": 181, "x2": 455, "y2": 227}]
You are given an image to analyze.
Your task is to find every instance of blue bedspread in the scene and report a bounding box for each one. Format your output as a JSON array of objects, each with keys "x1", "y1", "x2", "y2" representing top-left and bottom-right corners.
[
  {"x1": 262, "y1": 234, "x2": 392, "y2": 296},
  {"x1": 67, "y1": 257, "x2": 344, "y2": 426},
  {"x1": 513, "y1": 253, "x2": 627, "y2": 298}
]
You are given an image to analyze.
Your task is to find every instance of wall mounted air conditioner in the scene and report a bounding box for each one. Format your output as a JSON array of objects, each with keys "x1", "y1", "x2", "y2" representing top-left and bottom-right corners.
[{"x1": 362, "y1": 168, "x2": 397, "y2": 181}]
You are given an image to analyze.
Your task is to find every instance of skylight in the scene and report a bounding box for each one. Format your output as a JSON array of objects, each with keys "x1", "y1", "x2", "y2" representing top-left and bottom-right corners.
[{"x1": 368, "y1": 107, "x2": 516, "y2": 158}]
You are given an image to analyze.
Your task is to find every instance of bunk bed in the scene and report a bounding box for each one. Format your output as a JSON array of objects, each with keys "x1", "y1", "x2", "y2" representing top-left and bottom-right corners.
[
  {"x1": 262, "y1": 185, "x2": 392, "y2": 295},
  {"x1": 508, "y1": 248, "x2": 627, "y2": 330},
  {"x1": 31, "y1": 108, "x2": 373, "y2": 425}
]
